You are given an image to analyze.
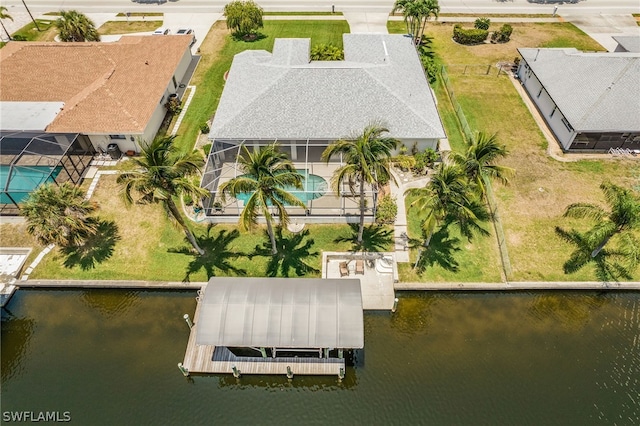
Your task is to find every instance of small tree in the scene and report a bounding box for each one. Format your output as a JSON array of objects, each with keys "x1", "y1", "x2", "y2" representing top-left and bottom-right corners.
[
  {"x1": 223, "y1": 0, "x2": 263, "y2": 37},
  {"x1": 22, "y1": 182, "x2": 98, "y2": 247},
  {"x1": 55, "y1": 10, "x2": 100, "y2": 42}
]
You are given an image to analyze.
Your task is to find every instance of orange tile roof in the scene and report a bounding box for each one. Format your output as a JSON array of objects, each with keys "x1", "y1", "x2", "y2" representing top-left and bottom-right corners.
[{"x1": 0, "y1": 36, "x2": 193, "y2": 134}]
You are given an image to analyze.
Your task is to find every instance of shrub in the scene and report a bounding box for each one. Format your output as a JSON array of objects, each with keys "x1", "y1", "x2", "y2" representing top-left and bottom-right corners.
[
  {"x1": 391, "y1": 154, "x2": 416, "y2": 171},
  {"x1": 12, "y1": 34, "x2": 27, "y2": 41},
  {"x1": 164, "y1": 96, "x2": 182, "y2": 115},
  {"x1": 495, "y1": 24, "x2": 513, "y2": 43},
  {"x1": 453, "y1": 24, "x2": 488, "y2": 45},
  {"x1": 375, "y1": 195, "x2": 397, "y2": 225},
  {"x1": 202, "y1": 143, "x2": 212, "y2": 156},
  {"x1": 310, "y1": 44, "x2": 344, "y2": 60},
  {"x1": 183, "y1": 193, "x2": 194, "y2": 206},
  {"x1": 474, "y1": 17, "x2": 491, "y2": 30},
  {"x1": 200, "y1": 122, "x2": 210, "y2": 134},
  {"x1": 420, "y1": 55, "x2": 438, "y2": 84}
]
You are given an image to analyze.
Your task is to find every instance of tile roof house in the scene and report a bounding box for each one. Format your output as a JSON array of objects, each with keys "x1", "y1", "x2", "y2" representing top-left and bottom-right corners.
[
  {"x1": 202, "y1": 34, "x2": 446, "y2": 218},
  {"x1": 0, "y1": 35, "x2": 195, "y2": 153},
  {"x1": 516, "y1": 47, "x2": 640, "y2": 151},
  {"x1": 0, "y1": 36, "x2": 195, "y2": 214}
]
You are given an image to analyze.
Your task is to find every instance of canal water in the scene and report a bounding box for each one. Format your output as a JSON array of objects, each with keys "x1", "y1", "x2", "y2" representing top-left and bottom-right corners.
[{"x1": 2, "y1": 289, "x2": 639, "y2": 425}]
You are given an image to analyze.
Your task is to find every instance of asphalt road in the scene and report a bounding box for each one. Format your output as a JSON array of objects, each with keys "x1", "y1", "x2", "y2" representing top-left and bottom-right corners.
[{"x1": 2, "y1": 0, "x2": 639, "y2": 15}]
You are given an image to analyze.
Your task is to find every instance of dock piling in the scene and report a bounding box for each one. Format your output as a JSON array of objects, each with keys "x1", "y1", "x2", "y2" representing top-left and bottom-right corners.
[
  {"x1": 232, "y1": 365, "x2": 241, "y2": 378},
  {"x1": 177, "y1": 362, "x2": 190, "y2": 377},
  {"x1": 391, "y1": 297, "x2": 399, "y2": 313},
  {"x1": 184, "y1": 314, "x2": 193, "y2": 329}
]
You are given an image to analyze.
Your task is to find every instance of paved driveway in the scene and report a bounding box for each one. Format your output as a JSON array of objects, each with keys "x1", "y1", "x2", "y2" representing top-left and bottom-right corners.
[{"x1": 564, "y1": 14, "x2": 640, "y2": 51}]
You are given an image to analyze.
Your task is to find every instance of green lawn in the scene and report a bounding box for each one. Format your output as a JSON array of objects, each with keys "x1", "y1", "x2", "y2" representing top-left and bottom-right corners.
[
  {"x1": 10, "y1": 19, "x2": 57, "y2": 42},
  {"x1": 172, "y1": 20, "x2": 350, "y2": 152},
  {"x1": 30, "y1": 176, "x2": 389, "y2": 281},
  {"x1": 98, "y1": 21, "x2": 162, "y2": 35}
]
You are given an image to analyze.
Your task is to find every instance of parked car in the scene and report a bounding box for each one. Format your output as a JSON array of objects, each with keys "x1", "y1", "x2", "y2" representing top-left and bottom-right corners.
[
  {"x1": 176, "y1": 28, "x2": 196, "y2": 45},
  {"x1": 153, "y1": 27, "x2": 171, "y2": 35}
]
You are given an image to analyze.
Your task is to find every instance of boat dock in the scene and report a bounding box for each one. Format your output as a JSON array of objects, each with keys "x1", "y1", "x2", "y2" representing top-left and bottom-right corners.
[
  {"x1": 0, "y1": 284, "x2": 17, "y2": 308},
  {"x1": 181, "y1": 295, "x2": 345, "y2": 377}
]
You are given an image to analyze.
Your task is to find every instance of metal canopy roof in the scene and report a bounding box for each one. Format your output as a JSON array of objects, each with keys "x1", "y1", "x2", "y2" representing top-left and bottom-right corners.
[{"x1": 196, "y1": 278, "x2": 364, "y2": 349}]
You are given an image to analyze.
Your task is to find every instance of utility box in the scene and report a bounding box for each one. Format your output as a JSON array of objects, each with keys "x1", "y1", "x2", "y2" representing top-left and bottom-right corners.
[{"x1": 107, "y1": 143, "x2": 122, "y2": 160}]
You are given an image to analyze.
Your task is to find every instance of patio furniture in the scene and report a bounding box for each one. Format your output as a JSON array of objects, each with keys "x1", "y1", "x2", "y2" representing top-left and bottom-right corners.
[
  {"x1": 339, "y1": 262, "x2": 349, "y2": 277},
  {"x1": 355, "y1": 260, "x2": 364, "y2": 275}
]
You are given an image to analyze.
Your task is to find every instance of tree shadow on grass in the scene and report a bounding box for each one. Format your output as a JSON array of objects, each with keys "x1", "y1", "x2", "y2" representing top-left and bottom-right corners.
[
  {"x1": 170, "y1": 225, "x2": 247, "y2": 282},
  {"x1": 250, "y1": 227, "x2": 319, "y2": 277},
  {"x1": 61, "y1": 219, "x2": 120, "y2": 270},
  {"x1": 409, "y1": 226, "x2": 461, "y2": 274},
  {"x1": 333, "y1": 223, "x2": 394, "y2": 253},
  {"x1": 555, "y1": 227, "x2": 632, "y2": 282},
  {"x1": 231, "y1": 32, "x2": 267, "y2": 42}
]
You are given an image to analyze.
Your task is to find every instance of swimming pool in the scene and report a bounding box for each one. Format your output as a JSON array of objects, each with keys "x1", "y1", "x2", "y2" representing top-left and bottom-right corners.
[
  {"x1": 234, "y1": 169, "x2": 327, "y2": 205},
  {"x1": 0, "y1": 165, "x2": 62, "y2": 204}
]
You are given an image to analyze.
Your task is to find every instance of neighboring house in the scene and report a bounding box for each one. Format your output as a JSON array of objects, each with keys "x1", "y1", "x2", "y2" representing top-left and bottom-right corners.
[
  {"x1": 517, "y1": 47, "x2": 640, "y2": 151},
  {"x1": 202, "y1": 34, "x2": 446, "y2": 219},
  {"x1": 613, "y1": 35, "x2": 640, "y2": 53},
  {"x1": 0, "y1": 36, "x2": 196, "y2": 214}
]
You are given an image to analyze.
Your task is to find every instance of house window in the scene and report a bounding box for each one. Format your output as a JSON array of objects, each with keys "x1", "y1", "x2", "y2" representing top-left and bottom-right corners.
[
  {"x1": 160, "y1": 95, "x2": 165, "y2": 105},
  {"x1": 550, "y1": 106, "x2": 557, "y2": 118},
  {"x1": 537, "y1": 87, "x2": 543, "y2": 98},
  {"x1": 109, "y1": 135, "x2": 126, "y2": 139},
  {"x1": 172, "y1": 76, "x2": 178, "y2": 89},
  {"x1": 561, "y1": 118, "x2": 574, "y2": 133}
]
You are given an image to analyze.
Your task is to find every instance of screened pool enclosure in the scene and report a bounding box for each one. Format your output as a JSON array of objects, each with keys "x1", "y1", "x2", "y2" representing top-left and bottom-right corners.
[
  {"x1": 0, "y1": 132, "x2": 94, "y2": 215},
  {"x1": 200, "y1": 140, "x2": 380, "y2": 220}
]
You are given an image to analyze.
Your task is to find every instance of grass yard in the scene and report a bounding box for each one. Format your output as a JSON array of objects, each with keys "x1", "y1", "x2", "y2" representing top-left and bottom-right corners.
[
  {"x1": 390, "y1": 21, "x2": 638, "y2": 281},
  {"x1": 98, "y1": 21, "x2": 162, "y2": 35},
  {"x1": 29, "y1": 175, "x2": 388, "y2": 281},
  {"x1": 10, "y1": 19, "x2": 57, "y2": 42},
  {"x1": 171, "y1": 20, "x2": 350, "y2": 152},
  {"x1": 116, "y1": 12, "x2": 163, "y2": 17}
]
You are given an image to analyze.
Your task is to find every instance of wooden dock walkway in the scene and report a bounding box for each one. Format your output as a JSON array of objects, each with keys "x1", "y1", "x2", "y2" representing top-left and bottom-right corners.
[{"x1": 181, "y1": 300, "x2": 345, "y2": 377}]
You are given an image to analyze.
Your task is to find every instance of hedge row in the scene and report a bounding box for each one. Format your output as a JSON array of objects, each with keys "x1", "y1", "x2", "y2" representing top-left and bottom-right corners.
[{"x1": 453, "y1": 24, "x2": 489, "y2": 45}]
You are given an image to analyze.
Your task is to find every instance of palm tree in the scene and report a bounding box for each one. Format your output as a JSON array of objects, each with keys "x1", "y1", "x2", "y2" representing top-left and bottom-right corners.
[
  {"x1": 22, "y1": 182, "x2": 98, "y2": 247},
  {"x1": 406, "y1": 162, "x2": 489, "y2": 248},
  {"x1": 55, "y1": 10, "x2": 100, "y2": 42},
  {"x1": 392, "y1": 0, "x2": 440, "y2": 44},
  {"x1": 218, "y1": 143, "x2": 305, "y2": 255},
  {"x1": 0, "y1": 6, "x2": 13, "y2": 41},
  {"x1": 322, "y1": 124, "x2": 399, "y2": 244},
  {"x1": 117, "y1": 135, "x2": 208, "y2": 255},
  {"x1": 562, "y1": 182, "x2": 640, "y2": 260},
  {"x1": 449, "y1": 131, "x2": 515, "y2": 200}
]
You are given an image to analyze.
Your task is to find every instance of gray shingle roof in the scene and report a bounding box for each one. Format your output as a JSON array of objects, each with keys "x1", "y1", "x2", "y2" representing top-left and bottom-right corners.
[
  {"x1": 519, "y1": 48, "x2": 640, "y2": 132},
  {"x1": 612, "y1": 35, "x2": 640, "y2": 53},
  {"x1": 210, "y1": 34, "x2": 446, "y2": 141}
]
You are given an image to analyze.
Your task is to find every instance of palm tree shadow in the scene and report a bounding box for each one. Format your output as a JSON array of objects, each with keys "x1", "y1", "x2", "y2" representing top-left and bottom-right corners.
[
  {"x1": 169, "y1": 224, "x2": 247, "y2": 282},
  {"x1": 250, "y1": 227, "x2": 319, "y2": 277},
  {"x1": 410, "y1": 226, "x2": 461, "y2": 274},
  {"x1": 61, "y1": 219, "x2": 120, "y2": 270},
  {"x1": 555, "y1": 227, "x2": 632, "y2": 282},
  {"x1": 334, "y1": 223, "x2": 394, "y2": 253}
]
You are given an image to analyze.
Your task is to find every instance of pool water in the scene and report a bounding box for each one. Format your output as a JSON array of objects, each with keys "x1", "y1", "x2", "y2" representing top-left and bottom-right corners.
[
  {"x1": 0, "y1": 165, "x2": 62, "y2": 204},
  {"x1": 234, "y1": 169, "x2": 327, "y2": 205}
]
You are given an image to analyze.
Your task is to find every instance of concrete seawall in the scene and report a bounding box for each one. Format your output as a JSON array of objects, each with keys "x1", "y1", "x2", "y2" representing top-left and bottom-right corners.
[
  {"x1": 20, "y1": 280, "x2": 206, "y2": 289},
  {"x1": 395, "y1": 281, "x2": 640, "y2": 291}
]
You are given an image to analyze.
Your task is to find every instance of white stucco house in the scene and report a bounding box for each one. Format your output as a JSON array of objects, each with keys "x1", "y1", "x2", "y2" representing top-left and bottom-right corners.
[
  {"x1": 516, "y1": 47, "x2": 640, "y2": 152},
  {"x1": 202, "y1": 33, "x2": 446, "y2": 219}
]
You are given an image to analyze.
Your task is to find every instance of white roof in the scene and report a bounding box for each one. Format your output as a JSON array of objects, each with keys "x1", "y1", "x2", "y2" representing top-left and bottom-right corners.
[
  {"x1": 210, "y1": 34, "x2": 446, "y2": 141},
  {"x1": 518, "y1": 48, "x2": 640, "y2": 132},
  {"x1": 0, "y1": 101, "x2": 63, "y2": 131},
  {"x1": 196, "y1": 277, "x2": 364, "y2": 349}
]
